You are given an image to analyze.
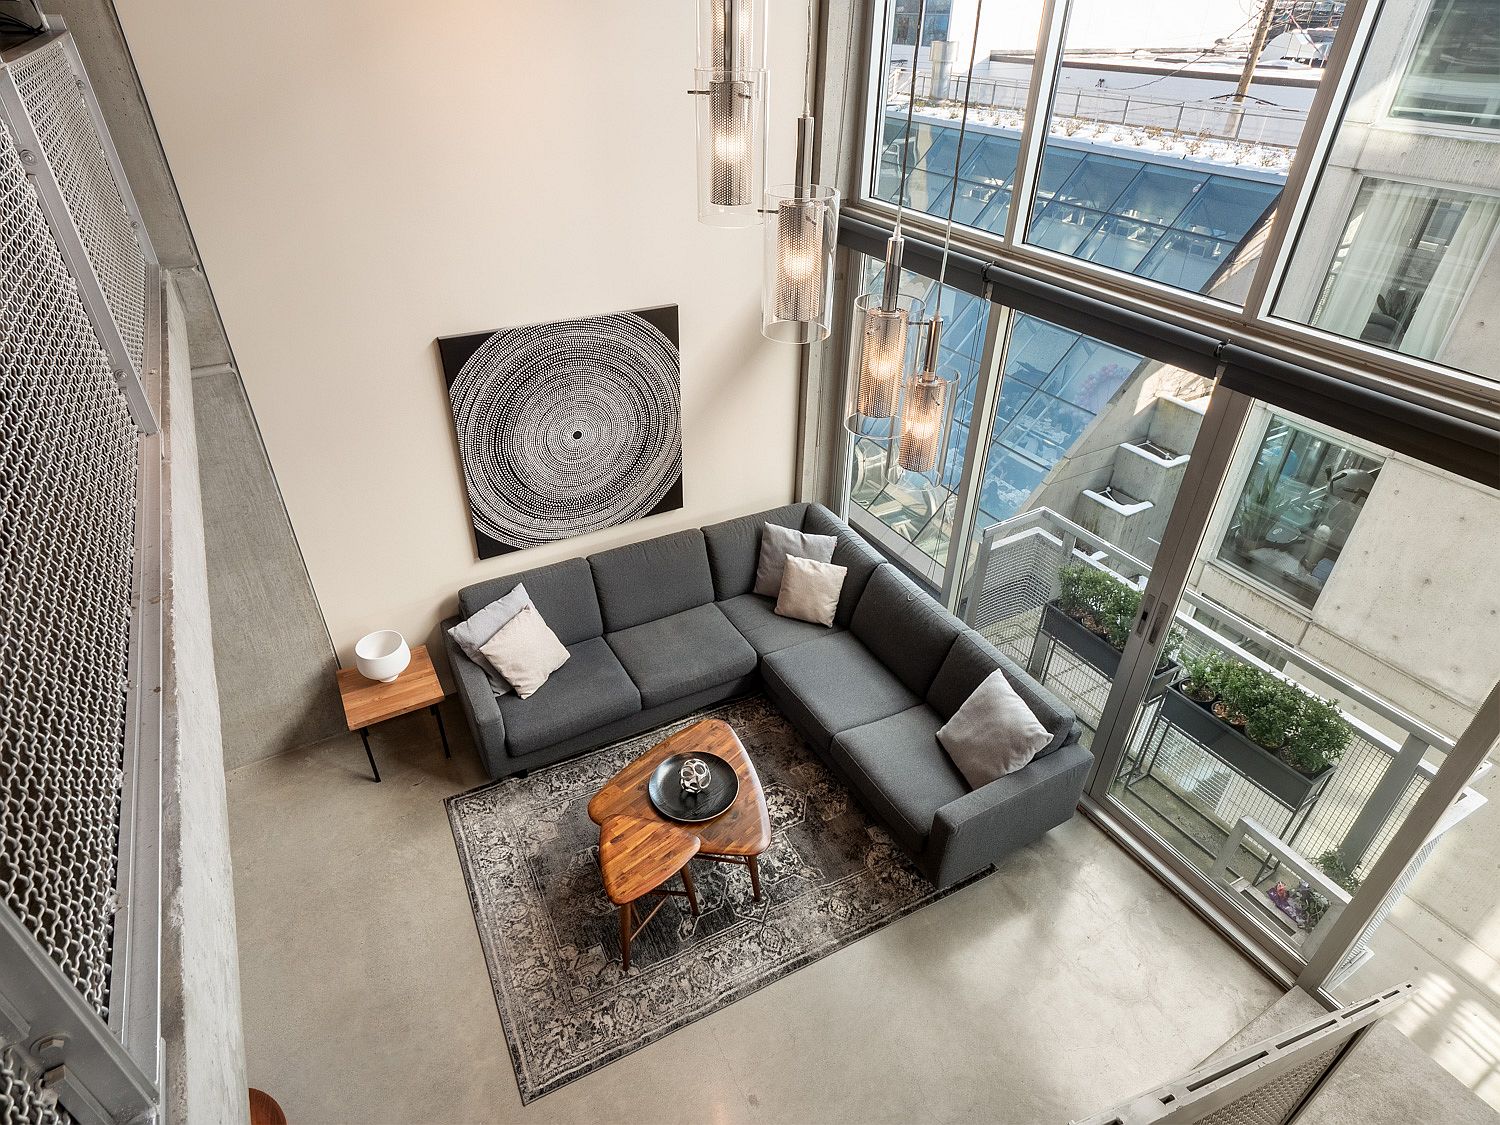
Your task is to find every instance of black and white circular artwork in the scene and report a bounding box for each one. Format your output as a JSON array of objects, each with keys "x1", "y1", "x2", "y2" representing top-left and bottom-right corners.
[{"x1": 439, "y1": 307, "x2": 683, "y2": 558}]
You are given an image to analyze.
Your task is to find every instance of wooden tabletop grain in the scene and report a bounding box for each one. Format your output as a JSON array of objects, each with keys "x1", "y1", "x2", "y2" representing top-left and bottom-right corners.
[
  {"x1": 336, "y1": 643, "x2": 445, "y2": 731},
  {"x1": 588, "y1": 718, "x2": 771, "y2": 858}
]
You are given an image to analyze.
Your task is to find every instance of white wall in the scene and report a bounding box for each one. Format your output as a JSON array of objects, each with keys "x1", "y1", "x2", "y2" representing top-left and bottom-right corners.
[{"x1": 117, "y1": 0, "x2": 811, "y2": 667}]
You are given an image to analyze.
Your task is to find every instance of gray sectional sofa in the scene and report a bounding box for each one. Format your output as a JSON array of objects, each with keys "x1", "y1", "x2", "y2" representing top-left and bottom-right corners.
[{"x1": 443, "y1": 502, "x2": 1090, "y2": 887}]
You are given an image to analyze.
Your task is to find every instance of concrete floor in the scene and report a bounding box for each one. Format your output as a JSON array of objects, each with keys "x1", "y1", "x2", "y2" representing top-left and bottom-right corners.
[{"x1": 227, "y1": 702, "x2": 1282, "y2": 1125}]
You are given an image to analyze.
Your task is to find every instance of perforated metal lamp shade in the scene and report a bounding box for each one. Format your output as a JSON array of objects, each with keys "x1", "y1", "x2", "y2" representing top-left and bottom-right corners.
[
  {"x1": 763, "y1": 185, "x2": 839, "y2": 342},
  {"x1": 694, "y1": 0, "x2": 766, "y2": 226},
  {"x1": 897, "y1": 375, "x2": 951, "y2": 474},
  {"x1": 848, "y1": 291, "x2": 920, "y2": 429},
  {"x1": 896, "y1": 316, "x2": 955, "y2": 475}
]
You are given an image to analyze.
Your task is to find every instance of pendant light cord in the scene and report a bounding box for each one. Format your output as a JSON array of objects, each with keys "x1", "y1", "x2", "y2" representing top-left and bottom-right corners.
[
  {"x1": 892, "y1": 0, "x2": 928, "y2": 240},
  {"x1": 934, "y1": 0, "x2": 984, "y2": 323}
]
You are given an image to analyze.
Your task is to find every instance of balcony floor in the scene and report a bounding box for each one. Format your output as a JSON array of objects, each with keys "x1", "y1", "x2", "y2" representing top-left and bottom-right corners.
[{"x1": 226, "y1": 702, "x2": 1279, "y2": 1124}]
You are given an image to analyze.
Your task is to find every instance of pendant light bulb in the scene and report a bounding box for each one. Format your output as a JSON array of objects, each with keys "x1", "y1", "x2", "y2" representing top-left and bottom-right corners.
[{"x1": 845, "y1": 234, "x2": 922, "y2": 434}]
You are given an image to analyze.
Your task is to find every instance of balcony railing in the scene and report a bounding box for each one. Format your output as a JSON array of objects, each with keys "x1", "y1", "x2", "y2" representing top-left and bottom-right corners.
[{"x1": 964, "y1": 505, "x2": 1486, "y2": 873}]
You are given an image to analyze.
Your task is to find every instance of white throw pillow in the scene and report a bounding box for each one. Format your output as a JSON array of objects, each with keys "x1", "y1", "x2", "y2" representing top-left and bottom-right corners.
[
  {"x1": 937, "y1": 669, "x2": 1052, "y2": 788},
  {"x1": 477, "y1": 604, "x2": 569, "y2": 699},
  {"x1": 753, "y1": 522, "x2": 837, "y2": 597},
  {"x1": 447, "y1": 582, "x2": 530, "y2": 694},
  {"x1": 774, "y1": 555, "x2": 847, "y2": 627}
]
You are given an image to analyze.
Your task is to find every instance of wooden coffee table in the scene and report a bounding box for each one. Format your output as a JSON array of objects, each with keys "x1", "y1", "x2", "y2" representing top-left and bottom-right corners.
[{"x1": 588, "y1": 719, "x2": 772, "y2": 900}]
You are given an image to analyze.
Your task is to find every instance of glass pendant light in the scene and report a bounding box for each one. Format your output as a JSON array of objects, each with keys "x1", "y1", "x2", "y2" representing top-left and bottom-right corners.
[
  {"x1": 762, "y1": 117, "x2": 840, "y2": 342},
  {"x1": 897, "y1": 317, "x2": 956, "y2": 475},
  {"x1": 844, "y1": 0, "x2": 927, "y2": 439},
  {"x1": 694, "y1": 0, "x2": 767, "y2": 227},
  {"x1": 893, "y1": 0, "x2": 983, "y2": 485},
  {"x1": 762, "y1": 0, "x2": 840, "y2": 343}
]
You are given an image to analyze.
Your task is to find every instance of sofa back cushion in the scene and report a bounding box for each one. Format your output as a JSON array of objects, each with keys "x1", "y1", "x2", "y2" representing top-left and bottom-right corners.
[
  {"x1": 802, "y1": 504, "x2": 885, "y2": 627},
  {"x1": 928, "y1": 630, "x2": 1076, "y2": 756},
  {"x1": 589, "y1": 528, "x2": 715, "y2": 632},
  {"x1": 702, "y1": 503, "x2": 809, "y2": 600},
  {"x1": 458, "y1": 557, "x2": 603, "y2": 647},
  {"x1": 850, "y1": 565, "x2": 962, "y2": 696}
]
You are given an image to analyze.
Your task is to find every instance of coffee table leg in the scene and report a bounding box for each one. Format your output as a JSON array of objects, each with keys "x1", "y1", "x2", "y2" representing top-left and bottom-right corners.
[
  {"x1": 619, "y1": 901, "x2": 632, "y2": 973},
  {"x1": 359, "y1": 729, "x2": 381, "y2": 783},
  {"x1": 431, "y1": 704, "x2": 451, "y2": 758},
  {"x1": 748, "y1": 855, "x2": 762, "y2": 902},
  {"x1": 681, "y1": 863, "x2": 700, "y2": 917}
]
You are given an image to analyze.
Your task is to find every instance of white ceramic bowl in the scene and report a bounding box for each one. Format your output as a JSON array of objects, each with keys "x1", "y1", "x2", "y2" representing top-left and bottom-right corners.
[{"x1": 354, "y1": 629, "x2": 411, "y2": 683}]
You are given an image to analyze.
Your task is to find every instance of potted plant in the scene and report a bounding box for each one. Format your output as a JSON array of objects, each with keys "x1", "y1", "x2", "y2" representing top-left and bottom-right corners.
[
  {"x1": 1180, "y1": 653, "x2": 1220, "y2": 706},
  {"x1": 1161, "y1": 656, "x2": 1350, "y2": 808},
  {"x1": 1233, "y1": 466, "x2": 1284, "y2": 554},
  {"x1": 1041, "y1": 564, "x2": 1182, "y2": 697}
]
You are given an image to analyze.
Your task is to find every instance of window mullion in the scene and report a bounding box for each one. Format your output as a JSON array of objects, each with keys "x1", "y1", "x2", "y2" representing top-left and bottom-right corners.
[
  {"x1": 1239, "y1": 0, "x2": 1386, "y2": 323},
  {"x1": 1002, "y1": 0, "x2": 1070, "y2": 248},
  {"x1": 939, "y1": 292, "x2": 1010, "y2": 609}
]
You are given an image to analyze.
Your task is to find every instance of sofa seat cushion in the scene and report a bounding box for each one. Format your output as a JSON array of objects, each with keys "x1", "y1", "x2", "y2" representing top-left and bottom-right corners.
[
  {"x1": 719, "y1": 592, "x2": 844, "y2": 656},
  {"x1": 761, "y1": 631, "x2": 920, "y2": 752},
  {"x1": 606, "y1": 603, "x2": 757, "y2": 709},
  {"x1": 831, "y1": 705, "x2": 969, "y2": 854},
  {"x1": 497, "y1": 637, "x2": 640, "y2": 757}
]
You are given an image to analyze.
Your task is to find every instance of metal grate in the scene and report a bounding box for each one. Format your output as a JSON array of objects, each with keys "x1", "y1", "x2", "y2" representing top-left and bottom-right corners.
[
  {"x1": 1196, "y1": 1045, "x2": 1342, "y2": 1125},
  {"x1": 0, "y1": 1046, "x2": 68, "y2": 1125},
  {"x1": 0, "y1": 100, "x2": 139, "y2": 1024},
  {"x1": 7, "y1": 38, "x2": 146, "y2": 376}
]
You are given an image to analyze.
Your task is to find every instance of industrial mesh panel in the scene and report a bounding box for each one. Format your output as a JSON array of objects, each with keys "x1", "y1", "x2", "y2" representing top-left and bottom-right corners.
[
  {"x1": 7, "y1": 38, "x2": 146, "y2": 375},
  {"x1": 0, "y1": 1046, "x2": 68, "y2": 1125},
  {"x1": 1195, "y1": 1045, "x2": 1342, "y2": 1125},
  {"x1": 0, "y1": 105, "x2": 139, "y2": 1021}
]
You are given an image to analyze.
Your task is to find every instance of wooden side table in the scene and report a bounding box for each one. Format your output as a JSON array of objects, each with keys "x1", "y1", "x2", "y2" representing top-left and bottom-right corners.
[{"x1": 335, "y1": 643, "x2": 450, "y2": 782}]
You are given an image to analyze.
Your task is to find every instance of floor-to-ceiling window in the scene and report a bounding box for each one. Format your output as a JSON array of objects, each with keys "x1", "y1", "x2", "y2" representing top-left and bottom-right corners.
[{"x1": 832, "y1": 0, "x2": 1500, "y2": 1051}]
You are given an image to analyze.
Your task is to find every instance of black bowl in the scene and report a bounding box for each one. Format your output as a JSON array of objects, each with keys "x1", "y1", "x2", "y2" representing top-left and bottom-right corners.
[{"x1": 647, "y1": 751, "x2": 739, "y2": 824}]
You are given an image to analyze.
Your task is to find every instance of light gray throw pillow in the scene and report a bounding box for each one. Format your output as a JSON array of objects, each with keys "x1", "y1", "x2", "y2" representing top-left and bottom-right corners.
[
  {"x1": 477, "y1": 604, "x2": 569, "y2": 699},
  {"x1": 937, "y1": 669, "x2": 1053, "y2": 788},
  {"x1": 774, "y1": 555, "x2": 847, "y2": 627},
  {"x1": 753, "y1": 522, "x2": 837, "y2": 597},
  {"x1": 447, "y1": 582, "x2": 530, "y2": 694}
]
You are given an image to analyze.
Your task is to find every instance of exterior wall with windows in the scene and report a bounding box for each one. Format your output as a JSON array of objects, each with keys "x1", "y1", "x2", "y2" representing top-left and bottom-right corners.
[
  {"x1": 1272, "y1": 0, "x2": 1500, "y2": 369},
  {"x1": 1190, "y1": 404, "x2": 1500, "y2": 739}
]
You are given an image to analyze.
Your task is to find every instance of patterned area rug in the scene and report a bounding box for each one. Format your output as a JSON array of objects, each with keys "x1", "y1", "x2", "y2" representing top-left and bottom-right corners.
[{"x1": 447, "y1": 696, "x2": 973, "y2": 1103}]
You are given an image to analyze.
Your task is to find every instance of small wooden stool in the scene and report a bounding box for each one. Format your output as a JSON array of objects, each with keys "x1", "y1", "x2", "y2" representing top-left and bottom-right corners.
[{"x1": 597, "y1": 815, "x2": 700, "y2": 972}]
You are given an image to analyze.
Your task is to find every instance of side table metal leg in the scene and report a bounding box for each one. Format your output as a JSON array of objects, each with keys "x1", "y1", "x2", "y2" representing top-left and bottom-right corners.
[
  {"x1": 432, "y1": 704, "x2": 451, "y2": 758},
  {"x1": 360, "y1": 728, "x2": 381, "y2": 783}
]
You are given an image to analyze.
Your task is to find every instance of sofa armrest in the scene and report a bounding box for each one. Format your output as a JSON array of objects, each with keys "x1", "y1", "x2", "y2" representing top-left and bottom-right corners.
[
  {"x1": 923, "y1": 737, "x2": 1091, "y2": 888},
  {"x1": 441, "y1": 616, "x2": 506, "y2": 775}
]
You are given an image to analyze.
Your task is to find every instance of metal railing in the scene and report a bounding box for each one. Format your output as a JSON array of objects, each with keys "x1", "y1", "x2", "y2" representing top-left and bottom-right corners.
[
  {"x1": 964, "y1": 506, "x2": 1484, "y2": 883},
  {"x1": 889, "y1": 66, "x2": 1309, "y2": 150},
  {"x1": 0, "y1": 20, "x2": 162, "y2": 1125}
]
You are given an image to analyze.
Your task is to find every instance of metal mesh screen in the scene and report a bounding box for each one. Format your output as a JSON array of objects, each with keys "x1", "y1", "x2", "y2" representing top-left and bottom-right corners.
[
  {"x1": 1196, "y1": 1045, "x2": 1342, "y2": 1125},
  {"x1": 0, "y1": 1047, "x2": 68, "y2": 1125},
  {"x1": 7, "y1": 38, "x2": 146, "y2": 376},
  {"x1": 0, "y1": 102, "x2": 139, "y2": 1023}
]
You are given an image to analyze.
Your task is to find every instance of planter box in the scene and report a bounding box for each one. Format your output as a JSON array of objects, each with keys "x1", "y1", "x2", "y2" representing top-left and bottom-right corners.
[
  {"x1": 1161, "y1": 686, "x2": 1333, "y2": 807},
  {"x1": 1039, "y1": 601, "x2": 1179, "y2": 700}
]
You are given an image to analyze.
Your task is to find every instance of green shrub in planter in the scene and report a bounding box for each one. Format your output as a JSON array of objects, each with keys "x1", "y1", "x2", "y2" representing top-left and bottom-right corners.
[
  {"x1": 1287, "y1": 695, "x2": 1351, "y2": 774},
  {"x1": 1055, "y1": 563, "x2": 1181, "y2": 668},
  {"x1": 1315, "y1": 849, "x2": 1362, "y2": 895},
  {"x1": 1181, "y1": 653, "x2": 1221, "y2": 702}
]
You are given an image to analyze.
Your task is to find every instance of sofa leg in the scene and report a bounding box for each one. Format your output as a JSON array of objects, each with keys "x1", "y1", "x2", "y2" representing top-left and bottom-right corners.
[{"x1": 514, "y1": 769, "x2": 529, "y2": 780}]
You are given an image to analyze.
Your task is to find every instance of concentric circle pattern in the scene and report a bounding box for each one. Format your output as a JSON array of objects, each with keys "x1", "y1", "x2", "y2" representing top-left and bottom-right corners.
[{"x1": 451, "y1": 313, "x2": 680, "y2": 549}]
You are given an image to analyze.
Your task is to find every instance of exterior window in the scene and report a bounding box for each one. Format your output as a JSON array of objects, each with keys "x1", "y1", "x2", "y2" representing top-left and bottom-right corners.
[
  {"x1": 1390, "y1": 0, "x2": 1500, "y2": 131},
  {"x1": 1310, "y1": 179, "x2": 1500, "y2": 361},
  {"x1": 1217, "y1": 417, "x2": 1382, "y2": 608}
]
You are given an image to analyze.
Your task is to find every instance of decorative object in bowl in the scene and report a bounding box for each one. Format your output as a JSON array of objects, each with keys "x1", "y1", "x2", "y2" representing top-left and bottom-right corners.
[
  {"x1": 679, "y1": 756, "x2": 712, "y2": 796},
  {"x1": 355, "y1": 630, "x2": 410, "y2": 683}
]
